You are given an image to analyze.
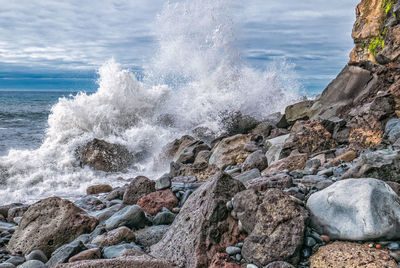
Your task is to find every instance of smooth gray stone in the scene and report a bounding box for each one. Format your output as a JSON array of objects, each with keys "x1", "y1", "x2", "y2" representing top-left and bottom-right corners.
[
  {"x1": 233, "y1": 168, "x2": 260, "y2": 184},
  {"x1": 155, "y1": 174, "x2": 171, "y2": 190},
  {"x1": 104, "y1": 205, "x2": 148, "y2": 231},
  {"x1": 102, "y1": 243, "x2": 141, "y2": 259},
  {"x1": 25, "y1": 249, "x2": 48, "y2": 263},
  {"x1": 226, "y1": 246, "x2": 241, "y2": 255},
  {"x1": 153, "y1": 211, "x2": 175, "y2": 225},
  {"x1": 46, "y1": 241, "x2": 86, "y2": 267},
  {"x1": 18, "y1": 260, "x2": 46, "y2": 268},
  {"x1": 0, "y1": 264, "x2": 15, "y2": 268},
  {"x1": 134, "y1": 225, "x2": 170, "y2": 247},
  {"x1": 5, "y1": 256, "x2": 25, "y2": 266},
  {"x1": 307, "y1": 178, "x2": 400, "y2": 241}
]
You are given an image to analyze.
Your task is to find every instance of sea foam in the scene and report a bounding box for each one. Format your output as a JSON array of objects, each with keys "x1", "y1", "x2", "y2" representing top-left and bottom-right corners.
[{"x1": 0, "y1": 0, "x2": 301, "y2": 204}]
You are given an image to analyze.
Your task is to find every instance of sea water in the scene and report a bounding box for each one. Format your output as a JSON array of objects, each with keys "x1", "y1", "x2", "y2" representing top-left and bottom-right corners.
[{"x1": 0, "y1": 0, "x2": 302, "y2": 204}]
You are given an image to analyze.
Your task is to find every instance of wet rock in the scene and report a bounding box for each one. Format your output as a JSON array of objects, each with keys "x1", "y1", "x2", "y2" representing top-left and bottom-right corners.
[
  {"x1": 310, "y1": 241, "x2": 397, "y2": 268},
  {"x1": 75, "y1": 196, "x2": 106, "y2": 211},
  {"x1": 285, "y1": 100, "x2": 314, "y2": 123},
  {"x1": 103, "y1": 243, "x2": 142, "y2": 259},
  {"x1": 281, "y1": 120, "x2": 337, "y2": 158},
  {"x1": 105, "y1": 187, "x2": 126, "y2": 201},
  {"x1": 104, "y1": 205, "x2": 148, "y2": 231},
  {"x1": 137, "y1": 189, "x2": 178, "y2": 215},
  {"x1": 4, "y1": 256, "x2": 24, "y2": 266},
  {"x1": 92, "y1": 226, "x2": 135, "y2": 247},
  {"x1": 56, "y1": 254, "x2": 175, "y2": 268},
  {"x1": 19, "y1": 260, "x2": 46, "y2": 268},
  {"x1": 122, "y1": 176, "x2": 155, "y2": 206},
  {"x1": 307, "y1": 178, "x2": 400, "y2": 241},
  {"x1": 7, "y1": 197, "x2": 97, "y2": 258},
  {"x1": 220, "y1": 111, "x2": 260, "y2": 136},
  {"x1": 134, "y1": 225, "x2": 170, "y2": 247},
  {"x1": 233, "y1": 168, "x2": 261, "y2": 184},
  {"x1": 239, "y1": 189, "x2": 308, "y2": 266},
  {"x1": 155, "y1": 174, "x2": 171, "y2": 190},
  {"x1": 244, "y1": 173, "x2": 293, "y2": 191},
  {"x1": 153, "y1": 211, "x2": 175, "y2": 225},
  {"x1": 251, "y1": 121, "x2": 273, "y2": 138},
  {"x1": 0, "y1": 264, "x2": 15, "y2": 268},
  {"x1": 242, "y1": 150, "x2": 268, "y2": 172},
  {"x1": 209, "y1": 134, "x2": 250, "y2": 170},
  {"x1": 151, "y1": 172, "x2": 245, "y2": 267},
  {"x1": 76, "y1": 138, "x2": 133, "y2": 172},
  {"x1": 7, "y1": 205, "x2": 29, "y2": 224},
  {"x1": 225, "y1": 246, "x2": 241, "y2": 255},
  {"x1": 265, "y1": 135, "x2": 289, "y2": 165},
  {"x1": 342, "y1": 149, "x2": 400, "y2": 182},
  {"x1": 86, "y1": 184, "x2": 112, "y2": 195},
  {"x1": 25, "y1": 250, "x2": 48, "y2": 263},
  {"x1": 46, "y1": 240, "x2": 87, "y2": 267},
  {"x1": 0, "y1": 222, "x2": 16, "y2": 233},
  {"x1": 68, "y1": 248, "x2": 101, "y2": 263},
  {"x1": 91, "y1": 204, "x2": 121, "y2": 224},
  {"x1": 262, "y1": 151, "x2": 308, "y2": 175}
]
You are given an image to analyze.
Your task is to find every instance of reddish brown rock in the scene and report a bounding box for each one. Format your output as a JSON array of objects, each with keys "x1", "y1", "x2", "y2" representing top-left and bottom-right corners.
[
  {"x1": 7, "y1": 197, "x2": 98, "y2": 258},
  {"x1": 281, "y1": 120, "x2": 337, "y2": 157},
  {"x1": 86, "y1": 184, "x2": 112, "y2": 195},
  {"x1": 137, "y1": 189, "x2": 178, "y2": 215},
  {"x1": 262, "y1": 152, "x2": 308, "y2": 175},
  {"x1": 150, "y1": 172, "x2": 245, "y2": 268},
  {"x1": 122, "y1": 176, "x2": 156, "y2": 206},
  {"x1": 310, "y1": 241, "x2": 397, "y2": 268},
  {"x1": 329, "y1": 150, "x2": 358, "y2": 166},
  {"x1": 68, "y1": 248, "x2": 101, "y2": 263}
]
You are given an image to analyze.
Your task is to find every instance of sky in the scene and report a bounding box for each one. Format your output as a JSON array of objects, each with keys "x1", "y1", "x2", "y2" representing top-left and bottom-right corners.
[{"x1": 0, "y1": 0, "x2": 358, "y2": 94}]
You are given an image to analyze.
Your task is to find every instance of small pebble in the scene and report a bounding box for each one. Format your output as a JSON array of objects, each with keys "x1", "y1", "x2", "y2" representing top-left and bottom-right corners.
[
  {"x1": 226, "y1": 246, "x2": 241, "y2": 255},
  {"x1": 302, "y1": 247, "x2": 311, "y2": 258},
  {"x1": 237, "y1": 242, "x2": 243, "y2": 248},
  {"x1": 235, "y1": 253, "x2": 241, "y2": 261},
  {"x1": 320, "y1": 235, "x2": 330, "y2": 243},
  {"x1": 226, "y1": 201, "x2": 233, "y2": 211},
  {"x1": 368, "y1": 243, "x2": 374, "y2": 248},
  {"x1": 247, "y1": 265, "x2": 258, "y2": 268},
  {"x1": 375, "y1": 244, "x2": 382, "y2": 249},
  {"x1": 305, "y1": 237, "x2": 316, "y2": 247},
  {"x1": 389, "y1": 242, "x2": 400, "y2": 250}
]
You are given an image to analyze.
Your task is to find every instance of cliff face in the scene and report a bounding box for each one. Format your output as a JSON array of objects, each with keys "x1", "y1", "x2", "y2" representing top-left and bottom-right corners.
[{"x1": 310, "y1": 0, "x2": 400, "y2": 150}]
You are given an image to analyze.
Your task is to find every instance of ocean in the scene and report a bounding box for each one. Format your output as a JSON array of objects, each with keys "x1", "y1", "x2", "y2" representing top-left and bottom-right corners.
[{"x1": 0, "y1": 0, "x2": 355, "y2": 204}]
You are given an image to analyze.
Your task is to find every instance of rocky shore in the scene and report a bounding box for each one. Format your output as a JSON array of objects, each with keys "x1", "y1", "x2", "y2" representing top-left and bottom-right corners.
[{"x1": 2, "y1": 0, "x2": 400, "y2": 267}]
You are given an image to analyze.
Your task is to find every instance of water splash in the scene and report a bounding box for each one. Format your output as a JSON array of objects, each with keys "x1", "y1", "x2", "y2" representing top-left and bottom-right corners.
[{"x1": 0, "y1": 0, "x2": 301, "y2": 204}]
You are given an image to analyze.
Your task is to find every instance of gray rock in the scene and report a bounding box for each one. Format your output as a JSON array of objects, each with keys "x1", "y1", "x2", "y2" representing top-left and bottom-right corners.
[
  {"x1": 265, "y1": 261, "x2": 295, "y2": 268},
  {"x1": 105, "y1": 186, "x2": 126, "y2": 201},
  {"x1": 46, "y1": 240, "x2": 87, "y2": 267},
  {"x1": 246, "y1": 265, "x2": 258, "y2": 268},
  {"x1": 91, "y1": 204, "x2": 121, "y2": 224},
  {"x1": 104, "y1": 205, "x2": 148, "y2": 231},
  {"x1": 242, "y1": 150, "x2": 268, "y2": 172},
  {"x1": 153, "y1": 211, "x2": 175, "y2": 225},
  {"x1": 18, "y1": 260, "x2": 46, "y2": 268},
  {"x1": 25, "y1": 250, "x2": 48, "y2": 263},
  {"x1": 0, "y1": 264, "x2": 15, "y2": 268},
  {"x1": 305, "y1": 237, "x2": 316, "y2": 247},
  {"x1": 122, "y1": 176, "x2": 155, "y2": 206},
  {"x1": 75, "y1": 196, "x2": 106, "y2": 211},
  {"x1": 285, "y1": 100, "x2": 314, "y2": 123},
  {"x1": 307, "y1": 178, "x2": 400, "y2": 241},
  {"x1": 5, "y1": 256, "x2": 24, "y2": 266},
  {"x1": 225, "y1": 246, "x2": 241, "y2": 255},
  {"x1": 386, "y1": 119, "x2": 400, "y2": 144},
  {"x1": 155, "y1": 174, "x2": 172, "y2": 191},
  {"x1": 134, "y1": 225, "x2": 170, "y2": 247},
  {"x1": 102, "y1": 243, "x2": 141, "y2": 259},
  {"x1": 0, "y1": 222, "x2": 16, "y2": 232},
  {"x1": 342, "y1": 149, "x2": 400, "y2": 182},
  {"x1": 233, "y1": 168, "x2": 261, "y2": 184},
  {"x1": 388, "y1": 242, "x2": 400, "y2": 250},
  {"x1": 265, "y1": 135, "x2": 289, "y2": 165},
  {"x1": 294, "y1": 175, "x2": 334, "y2": 191}
]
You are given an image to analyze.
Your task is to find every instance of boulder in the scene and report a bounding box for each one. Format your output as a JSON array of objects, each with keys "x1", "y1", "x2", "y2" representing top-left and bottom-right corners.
[
  {"x1": 281, "y1": 120, "x2": 337, "y2": 158},
  {"x1": 76, "y1": 139, "x2": 133, "y2": 172},
  {"x1": 56, "y1": 254, "x2": 175, "y2": 268},
  {"x1": 7, "y1": 197, "x2": 97, "y2": 258},
  {"x1": 262, "y1": 151, "x2": 308, "y2": 175},
  {"x1": 137, "y1": 189, "x2": 178, "y2": 215},
  {"x1": 284, "y1": 100, "x2": 314, "y2": 123},
  {"x1": 134, "y1": 225, "x2": 170, "y2": 247},
  {"x1": 122, "y1": 176, "x2": 155, "y2": 206},
  {"x1": 242, "y1": 150, "x2": 268, "y2": 172},
  {"x1": 310, "y1": 241, "x2": 397, "y2": 268},
  {"x1": 92, "y1": 227, "x2": 135, "y2": 247},
  {"x1": 150, "y1": 172, "x2": 245, "y2": 268},
  {"x1": 86, "y1": 184, "x2": 112, "y2": 195},
  {"x1": 209, "y1": 134, "x2": 250, "y2": 170},
  {"x1": 104, "y1": 205, "x2": 149, "y2": 231},
  {"x1": 307, "y1": 178, "x2": 400, "y2": 241},
  {"x1": 233, "y1": 189, "x2": 308, "y2": 266},
  {"x1": 342, "y1": 149, "x2": 400, "y2": 182}
]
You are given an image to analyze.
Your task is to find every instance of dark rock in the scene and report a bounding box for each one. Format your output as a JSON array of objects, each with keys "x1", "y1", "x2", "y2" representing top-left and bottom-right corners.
[
  {"x1": 7, "y1": 205, "x2": 29, "y2": 223},
  {"x1": 7, "y1": 197, "x2": 97, "y2": 258},
  {"x1": 285, "y1": 100, "x2": 314, "y2": 123},
  {"x1": 153, "y1": 211, "x2": 175, "y2": 225},
  {"x1": 122, "y1": 176, "x2": 155, "y2": 206},
  {"x1": 46, "y1": 240, "x2": 87, "y2": 267},
  {"x1": 91, "y1": 204, "x2": 121, "y2": 224},
  {"x1": 4, "y1": 256, "x2": 25, "y2": 266},
  {"x1": 307, "y1": 178, "x2": 400, "y2": 241},
  {"x1": 220, "y1": 111, "x2": 260, "y2": 136},
  {"x1": 75, "y1": 196, "x2": 106, "y2": 211},
  {"x1": 236, "y1": 189, "x2": 308, "y2": 266},
  {"x1": 155, "y1": 174, "x2": 171, "y2": 191},
  {"x1": 242, "y1": 150, "x2": 268, "y2": 172},
  {"x1": 76, "y1": 139, "x2": 133, "y2": 172},
  {"x1": 294, "y1": 175, "x2": 334, "y2": 191},
  {"x1": 244, "y1": 173, "x2": 293, "y2": 191},
  {"x1": 104, "y1": 205, "x2": 149, "y2": 231},
  {"x1": 105, "y1": 187, "x2": 126, "y2": 201},
  {"x1": 19, "y1": 260, "x2": 46, "y2": 268},
  {"x1": 265, "y1": 261, "x2": 295, "y2": 268},
  {"x1": 25, "y1": 249, "x2": 48, "y2": 263},
  {"x1": 134, "y1": 225, "x2": 170, "y2": 247},
  {"x1": 151, "y1": 172, "x2": 245, "y2": 267}
]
